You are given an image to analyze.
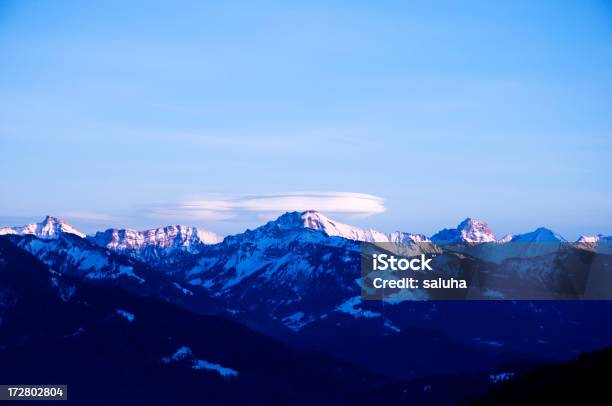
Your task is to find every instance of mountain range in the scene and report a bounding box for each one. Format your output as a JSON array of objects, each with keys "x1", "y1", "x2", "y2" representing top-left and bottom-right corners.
[
  {"x1": 7, "y1": 228, "x2": 605, "y2": 404},
  {"x1": 0, "y1": 211, "x2": 605, "y2": 248},
  {"x1": 1, "y1": 211, "x2": 612, "y2": 403}
]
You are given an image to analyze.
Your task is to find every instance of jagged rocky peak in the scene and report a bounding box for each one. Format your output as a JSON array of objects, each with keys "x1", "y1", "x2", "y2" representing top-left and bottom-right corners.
[
  {"x1": 0, "y1": 215, "x2": 85, "y2": 239},
  {"x1": 431, "y1": 217, "x2": 496, "y2": 243},
  {"x1": 90, "y1": 225, "x2": 223, "y2": 252},
  {"x1": 457, "y1": 218, "x2": 496, "y2": 242},
  {"x1": 510, "y1": 227, "x2": 566, "y2": 243}
]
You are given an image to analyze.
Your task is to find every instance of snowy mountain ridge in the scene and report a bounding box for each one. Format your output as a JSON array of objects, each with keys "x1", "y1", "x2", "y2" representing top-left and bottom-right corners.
[
  {"x1": 276, "y1": 210, "x2": 429, "y2": 243},
  {"x1": 2, "y1": 212, "x2": 611, "y2": 336},
  {"x1": 88, "y1": 225, "x2": 223, "y2": 252},
  {"x1": 0, "y1": 212, "x2": 607, "y2": 246},
  {"x1": 86, "y1": 225, "x2": 223, "y2": 266}
]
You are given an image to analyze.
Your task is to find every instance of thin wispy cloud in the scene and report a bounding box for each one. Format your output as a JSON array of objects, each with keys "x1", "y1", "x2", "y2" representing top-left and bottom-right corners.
[{"x1": 150, "y1": 192, "x2": 386, "y2": 222}]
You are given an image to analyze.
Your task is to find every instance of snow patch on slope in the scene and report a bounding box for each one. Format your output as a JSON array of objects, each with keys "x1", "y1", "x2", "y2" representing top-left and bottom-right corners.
[
  {"x1": 162, "y1": 346, "x2": 238, "y2": 377},
  {"x1": 335, "y1": 296, "x2": 381, "y2": 319},
  {"x1": 116, "y1": 309, "x2": 135, "y2": 322}
]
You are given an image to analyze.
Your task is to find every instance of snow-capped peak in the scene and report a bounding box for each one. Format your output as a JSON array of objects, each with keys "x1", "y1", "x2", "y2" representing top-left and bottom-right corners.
[
  {"x1": 272, "y1": 211, "x2": 428, "y2": 243},
  {"x1": 0, "y1": 216, "x2": 85, "y2": 239},
  {"x1": 274, "y1": 210, "x2": 389, "y2": 242},
  {"x1": 576, "y1": 234, "x2": 612, "y2": 243},
  {"x1": 89, "y1": 225, "x2": 223, "y2": 254},
  {"x1": 431, "y1": 218, "x2": 496, "y2": 243},
  {"x1": 510, "y1": 227, "x2": 566, "y2": 243}
]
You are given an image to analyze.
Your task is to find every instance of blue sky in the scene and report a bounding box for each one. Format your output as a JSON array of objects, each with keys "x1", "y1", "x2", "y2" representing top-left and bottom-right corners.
[{"x1": 1, "y1": 0, "x2": 611, "y2": 239}]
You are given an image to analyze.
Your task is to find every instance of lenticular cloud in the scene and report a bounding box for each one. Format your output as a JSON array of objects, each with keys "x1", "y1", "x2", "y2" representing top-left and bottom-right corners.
[{"x1": 156, "y1": 192, "x2": 386, "y2": 221}]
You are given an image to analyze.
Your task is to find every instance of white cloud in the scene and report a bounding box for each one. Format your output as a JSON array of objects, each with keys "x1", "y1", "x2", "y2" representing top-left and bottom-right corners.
[{"x1": 151, "y1": 192, "x2": 385, "y2": 222}]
